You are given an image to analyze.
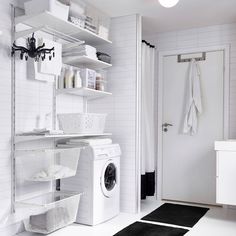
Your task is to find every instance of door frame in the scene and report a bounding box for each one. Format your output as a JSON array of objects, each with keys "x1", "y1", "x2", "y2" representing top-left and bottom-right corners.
[{"x1": 157, "y1": 45, "x2": 230, "y2": 201}]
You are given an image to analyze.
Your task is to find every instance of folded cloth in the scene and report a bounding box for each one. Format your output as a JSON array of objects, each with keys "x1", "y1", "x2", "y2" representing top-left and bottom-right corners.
[
  {"x1": 29, "y1": 207, "x2": 70, "y2": 233},
  {"x1": 32, "y1": 165, "x2": 74, "y2": 181},
  {"x1": 63, "y1": 55, "x2": 98, "y2": 63},
  {"x1": 68, "y1": 138, "x2": 112, "y2": 146},
  {"x1": 63, "y1": 51, "x2": 97, "y2": 57},
  {"x1": 63, "y1": 44, "x2": 97, "y2": 59},
  {"x1": 38, "y1": 38, "x2": 62, "y2": 76}
]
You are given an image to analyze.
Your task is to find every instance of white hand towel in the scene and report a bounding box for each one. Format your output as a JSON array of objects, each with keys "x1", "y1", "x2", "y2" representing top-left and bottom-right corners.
[
  {"x1": 183, "y1": 59, "x2": 202, "y2": 136},
  {"x1": 38, "y1": 38, "x2": 62, "y2": 76},
  {"x1": 27, "y1": 58, "x2": 55, "y2": 82}
]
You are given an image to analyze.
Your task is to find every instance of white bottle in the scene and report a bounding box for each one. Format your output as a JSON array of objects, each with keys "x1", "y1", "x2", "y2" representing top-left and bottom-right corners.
[
  {"x1": 64, "y1": 66, "x2": 74, "y2": 88},
  {"x1": 74, "y1": 70, "x2": 82, "y2": 88},
  {"x1": 58, "y1": 67, "x2": 65, "y2": 89}
]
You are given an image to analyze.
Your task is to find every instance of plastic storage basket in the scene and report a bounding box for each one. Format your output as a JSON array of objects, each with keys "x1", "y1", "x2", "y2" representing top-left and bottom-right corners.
[
  {"x1": 57, "y1": 113, "x2": 107, "y2": 134},
  {"x1": 16, "y1": 148, "x2": 82, "y2": 182},
  {"x1": 18, "y1": 191, "x2": 82, "y2": 234},
  {"x1": 24, "y1": 0, "x2": 70, "y2": 21}
]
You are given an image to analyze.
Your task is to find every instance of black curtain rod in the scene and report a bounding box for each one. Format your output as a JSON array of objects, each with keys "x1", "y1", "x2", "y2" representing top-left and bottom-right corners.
[{"x1": 142, "y1": 40, "x2": 155, "y2": 48}]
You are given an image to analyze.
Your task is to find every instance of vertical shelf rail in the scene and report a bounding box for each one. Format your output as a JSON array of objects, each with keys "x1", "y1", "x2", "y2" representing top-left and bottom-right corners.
[{"x1": 10, "y1": 4, "x2": 16, "y2": 213}]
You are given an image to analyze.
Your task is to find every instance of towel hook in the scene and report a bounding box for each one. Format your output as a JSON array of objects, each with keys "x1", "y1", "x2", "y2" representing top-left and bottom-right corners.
[{"x1": 177, "y1": 52, "x2": 206, "y2": 63}]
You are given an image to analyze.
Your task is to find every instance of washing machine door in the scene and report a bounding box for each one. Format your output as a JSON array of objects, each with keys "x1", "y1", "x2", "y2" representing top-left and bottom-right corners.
[{"x1": 101, "y1": 160, "x2": 118, "y2": 198}]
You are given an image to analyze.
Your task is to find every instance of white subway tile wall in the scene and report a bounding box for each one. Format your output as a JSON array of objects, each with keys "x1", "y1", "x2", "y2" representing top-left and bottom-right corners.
[
  {"x1": 0, "y1": 1, "x2": 14, "y2": 227},
  {"x1": 89, "y1": 15, "x2": 139, "y2": 214}
]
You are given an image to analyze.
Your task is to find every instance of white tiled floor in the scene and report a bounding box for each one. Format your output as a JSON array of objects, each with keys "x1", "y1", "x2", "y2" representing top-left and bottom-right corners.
[{"x1": 18, "y1": 200, "x2": 236, "y2": 236}]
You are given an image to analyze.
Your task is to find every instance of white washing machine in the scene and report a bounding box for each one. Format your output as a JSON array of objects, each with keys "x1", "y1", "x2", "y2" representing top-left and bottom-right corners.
[{"x1": 61, "y1": 144, "x2": 121, "y2": 226}]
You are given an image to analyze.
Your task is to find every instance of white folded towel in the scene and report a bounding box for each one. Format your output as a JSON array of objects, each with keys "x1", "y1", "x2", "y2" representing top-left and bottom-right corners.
[
  {"x1": 68, "y1": 138, "x2": 112, "y2": 146},
  {"x1": 27, "y1": 58, "x2": 55, "y2": 82},
  {"x1": 63, "y1": 44, "x2": 96, "y2": 54}
]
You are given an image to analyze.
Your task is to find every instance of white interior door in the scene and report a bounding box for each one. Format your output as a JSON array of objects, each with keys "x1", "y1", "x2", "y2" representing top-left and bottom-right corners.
[{"x1": 162, "y1": 51, "x2": 224, "y2": 205}]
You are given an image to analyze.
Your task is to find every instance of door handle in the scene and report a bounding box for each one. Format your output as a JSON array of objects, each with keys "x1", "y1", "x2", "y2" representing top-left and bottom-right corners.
[
  {"x1": 162, "y1": 123, "x2": 173, "y2": 132},
  {"x1": 162, "y1": 123, "x2": 173, "y2": 128}
]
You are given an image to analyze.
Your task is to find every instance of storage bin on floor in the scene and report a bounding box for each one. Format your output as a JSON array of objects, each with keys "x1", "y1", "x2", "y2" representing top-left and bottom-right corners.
[
  {"x1": 18, "y1": 191, "x2": 82, "y2": 234},
  {"x1": 16, "y1": 148, "x2": 81, "y2": 182},
  {"x1": 57, "y1": 113, "x2": 107, "y2": 134}
]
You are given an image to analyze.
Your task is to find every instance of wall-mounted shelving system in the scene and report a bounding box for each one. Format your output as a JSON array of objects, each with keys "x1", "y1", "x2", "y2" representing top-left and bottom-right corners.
[{"x1": 11, "y1": 6, "x2": 113, "y2": 226}]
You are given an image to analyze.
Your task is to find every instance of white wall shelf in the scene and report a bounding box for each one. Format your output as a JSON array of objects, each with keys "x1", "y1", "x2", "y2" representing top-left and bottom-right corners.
[
  {"x1": 15, "y1": 11, "x2": 112, "y2": 46},
  {"x1": 63, "y1": 56, "x2": 112, "y2": 70},
  {"x1": 15, "y1": 133, "x2": 112, "y2": 143},
  {"x1": 56, "y1": 87, "x2": 112, "y2": 99}
]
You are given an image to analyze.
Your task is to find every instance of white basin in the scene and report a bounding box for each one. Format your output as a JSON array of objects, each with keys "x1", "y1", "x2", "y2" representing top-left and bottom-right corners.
[{"x1": 215, "y1": 140, "x2": 236, "y2": 151}]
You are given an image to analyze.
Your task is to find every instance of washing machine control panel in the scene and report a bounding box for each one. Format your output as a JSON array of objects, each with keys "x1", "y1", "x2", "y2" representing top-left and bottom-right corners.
[{"x1": 93, "y1": 144, "x2": 121, "y2": 159}]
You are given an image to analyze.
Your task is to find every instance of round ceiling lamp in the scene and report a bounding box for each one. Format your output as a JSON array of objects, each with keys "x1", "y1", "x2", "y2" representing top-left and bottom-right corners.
[{"x1": 159, "y1": 0, "x2": 179, "y2": 8}]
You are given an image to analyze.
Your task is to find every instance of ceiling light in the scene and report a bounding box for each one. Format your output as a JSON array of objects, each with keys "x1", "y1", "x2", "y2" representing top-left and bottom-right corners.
[{"x1": 159, "y1": 0, "x2": 179, "y2": 8}]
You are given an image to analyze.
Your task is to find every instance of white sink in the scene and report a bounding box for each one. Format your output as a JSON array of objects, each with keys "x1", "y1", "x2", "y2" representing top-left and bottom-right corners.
[{"x1": 215, "y1": 140, "x2": 236, "y2": 151}]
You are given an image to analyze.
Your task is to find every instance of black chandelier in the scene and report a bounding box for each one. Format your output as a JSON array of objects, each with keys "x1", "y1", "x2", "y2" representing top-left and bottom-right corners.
[{"x1": 11, "y1": 33, "x2": 55, "y2": 61}]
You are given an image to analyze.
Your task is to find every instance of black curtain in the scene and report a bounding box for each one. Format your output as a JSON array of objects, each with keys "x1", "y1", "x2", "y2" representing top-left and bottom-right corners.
[{"x1": 141, "y1": 171, "x2": 155, "y2": 200}]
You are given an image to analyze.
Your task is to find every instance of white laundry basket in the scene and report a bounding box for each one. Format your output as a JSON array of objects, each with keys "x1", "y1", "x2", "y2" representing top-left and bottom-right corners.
[
  {"x1": 16, "y1": 148, "x2": 82, "y2": 182},
  {"x1": 18, "y1": 191, "x2": 82, "y2": 234},
  {"x1": 24, "y1": 0, "x2": 70, "y2": 21},
  {"x1": 57, "y1": 113, "x2": 107, "y2": 134}
]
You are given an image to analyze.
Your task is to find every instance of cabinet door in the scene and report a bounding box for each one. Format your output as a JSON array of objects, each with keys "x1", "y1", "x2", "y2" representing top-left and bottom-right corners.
[{"x1": 217, "y1": 151, "x2": 236, "y2": 205}]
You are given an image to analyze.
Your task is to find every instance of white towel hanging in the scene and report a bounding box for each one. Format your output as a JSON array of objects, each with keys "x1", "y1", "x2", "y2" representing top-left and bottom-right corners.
[{"x1": 183, "y1": 59, "x2": 203, "y2": 136}]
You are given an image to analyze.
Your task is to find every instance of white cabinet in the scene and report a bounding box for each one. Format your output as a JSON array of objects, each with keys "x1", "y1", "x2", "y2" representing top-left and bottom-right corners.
[{"x1": 215, "y1": 141, "x2": 236, "y2": 205}]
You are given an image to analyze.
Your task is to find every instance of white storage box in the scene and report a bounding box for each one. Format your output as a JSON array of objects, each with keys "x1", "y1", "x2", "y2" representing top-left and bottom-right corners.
[
  {"x1": 18, "y1": 191, "x2": 82, "y2": 234},
  {"x1": 24, "y1": 0, "x2": 70, "y2": 21},
  {"x1": 80, "y1": 68, "x2": 96, "y2": 89},
  {"x1": 58, "y1": 113, "x2": 107, "y2": 134},
  {"x1": 16, "y1": 148, "x2": 82, "y2": 182}
]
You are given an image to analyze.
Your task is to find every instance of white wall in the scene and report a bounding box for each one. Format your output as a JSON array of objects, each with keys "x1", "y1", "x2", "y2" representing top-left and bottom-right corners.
[
  {"x1": 89, "y1": 14, "x2": 141, "y2": 213},
  {"x1": 144, "y1": 23, "x2": 236, "y2": 138},
  {"x1": 0, "y1": 2, "x2": 84, "y2": 235},
  {"x1": 0, "y1": 0, "x2": 15, "y2": 226}
]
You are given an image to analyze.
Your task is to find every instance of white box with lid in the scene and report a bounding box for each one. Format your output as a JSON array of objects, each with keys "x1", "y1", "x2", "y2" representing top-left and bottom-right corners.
[
  {"x1": 80, "y1": 68, "x2": 96, "y2": 89},
  {"x1": 24, "y1": 0, "x2": 70, "y2": 21}
]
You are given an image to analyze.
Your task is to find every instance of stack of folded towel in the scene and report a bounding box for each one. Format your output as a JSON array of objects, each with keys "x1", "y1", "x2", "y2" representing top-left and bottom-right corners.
[
  {"x1": 58, "y1": 138, "x2": 112, "y2": 148},
  {"x1": 69, "y1": 138, "x2": 112, "y2": 146},
  {"x1": 63, "y1": 44, "x2": 97, "y2": 60}
]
